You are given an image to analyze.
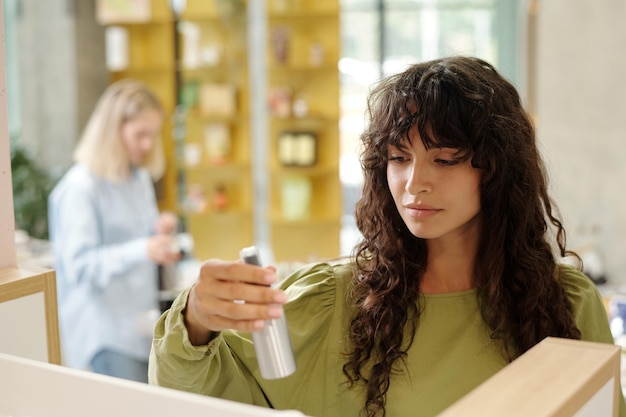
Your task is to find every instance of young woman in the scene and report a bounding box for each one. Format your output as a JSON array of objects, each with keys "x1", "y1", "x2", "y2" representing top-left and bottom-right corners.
[
  {"x1": 148, "y1": 57, "x2": 624, "y2": 416},
  {"x1": 49, "y1": 79, "x2": 181, "y2": 382}
]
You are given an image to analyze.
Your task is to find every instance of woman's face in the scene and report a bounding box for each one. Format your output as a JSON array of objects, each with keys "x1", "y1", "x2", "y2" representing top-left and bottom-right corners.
[
  {"x1": 120, "y1": 108, "x2": 163, "y2": 166},
  {"x1": 387, "y1": 129, "x2": 482, "y2": 245}
]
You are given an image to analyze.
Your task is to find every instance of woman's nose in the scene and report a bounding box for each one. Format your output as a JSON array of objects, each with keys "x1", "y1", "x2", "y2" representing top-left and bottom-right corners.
[
  {"x1": 140, "y1": 137, "x2": 154, "y2": 152},
  {"x1": 405, "y1": 161, "x2": 432, "y2": 194}
]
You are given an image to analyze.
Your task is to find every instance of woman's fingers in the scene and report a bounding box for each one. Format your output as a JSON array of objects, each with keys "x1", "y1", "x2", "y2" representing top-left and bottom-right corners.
[
  {"x1": 210, "y1": 279, "x2": 288, "y2": 306},
  {"x1": 186, "y1": 259, "x2": 288, "y2": 335},
  {"x1": 211, "y1": 297, "x2": 285, "y2": 320},
  {"x1": 205, "y1": 315, "x2": 267, "y2": 333},
  {"x1": 199, "y1": 259, "x2": 277, "y2": 286},
  {"x1": 196, "y1": 259, "x2": 286, "y2": 306}
]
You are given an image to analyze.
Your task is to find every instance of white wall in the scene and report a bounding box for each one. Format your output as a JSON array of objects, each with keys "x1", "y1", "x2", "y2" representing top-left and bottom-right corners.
[
  {"x1": 16, "y1": 0, "x2": 78, "y2": 172},
  {"x1": 536, "y1": 0, "x2": 626, "y2": 285},
  {"x1": 14, "y1": 0, "x2": 107, "y2": 176}
]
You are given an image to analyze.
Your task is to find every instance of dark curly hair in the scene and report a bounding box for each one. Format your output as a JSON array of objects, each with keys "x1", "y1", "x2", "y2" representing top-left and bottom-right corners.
[{"x1": 343, "y1": 56, "x2": 582, "y2": 417}]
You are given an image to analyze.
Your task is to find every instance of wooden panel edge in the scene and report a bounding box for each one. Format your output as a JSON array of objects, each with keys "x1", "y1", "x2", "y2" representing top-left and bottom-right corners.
[
  {"x1": 42, "y1": 269, "x2": 62, "y2": 365},
  {"x1": 0, "y1": 266, "x2": 47, "y2": 301},
  {"x1": 0, "y1": 266, "x2": 62, "y2": 364},
  {"x1": 437, "y1": 337, "x2": 620, "y2": 417}
]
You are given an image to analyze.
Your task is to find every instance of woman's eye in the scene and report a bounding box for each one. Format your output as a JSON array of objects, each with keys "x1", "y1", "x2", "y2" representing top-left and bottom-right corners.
[
  {"x1": 435, "y1": 158, "x2": 460, "y2": 166},
  {"x1": 388, "y1": 155, "x2": 408, "y2": 163}
]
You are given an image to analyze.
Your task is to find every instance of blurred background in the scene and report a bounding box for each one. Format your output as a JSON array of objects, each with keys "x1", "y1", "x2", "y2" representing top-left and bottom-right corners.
[{"x1": 5, "y1": 0, "x2": 626, "y2": 286}]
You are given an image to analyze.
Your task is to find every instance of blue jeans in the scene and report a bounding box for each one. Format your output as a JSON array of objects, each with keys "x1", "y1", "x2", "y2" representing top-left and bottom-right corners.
[{"x1": 90, "y1": 349, "x2": 149, "y2": 383}]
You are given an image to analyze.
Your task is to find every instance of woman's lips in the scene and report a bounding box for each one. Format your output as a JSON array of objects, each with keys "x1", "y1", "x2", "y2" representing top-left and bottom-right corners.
[{"x1": 405, "y1": 204, "x2": 441, "y2": 218}]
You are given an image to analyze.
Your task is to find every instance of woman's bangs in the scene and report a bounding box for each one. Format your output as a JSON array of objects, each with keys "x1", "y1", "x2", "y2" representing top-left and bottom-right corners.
[{"x1": 414, "y1": 107, "x2": 473, "y2": 157}]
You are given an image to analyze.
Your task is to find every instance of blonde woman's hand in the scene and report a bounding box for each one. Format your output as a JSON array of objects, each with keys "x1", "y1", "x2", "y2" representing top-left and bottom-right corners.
[
  {"x1": 154, "y1": 211, "x2": 178, "y2": 235},
  {"x1": 147, "y1": 234, "x2": 182, "y2": 265},
  {"x1": 183, "y1": 259, "x2": 288, "y2": 346}
]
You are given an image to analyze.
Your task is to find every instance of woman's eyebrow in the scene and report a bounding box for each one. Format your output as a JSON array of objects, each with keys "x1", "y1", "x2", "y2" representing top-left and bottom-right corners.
[{"x1": 431, "y1": 145, "x2": 459, "y2": 152}]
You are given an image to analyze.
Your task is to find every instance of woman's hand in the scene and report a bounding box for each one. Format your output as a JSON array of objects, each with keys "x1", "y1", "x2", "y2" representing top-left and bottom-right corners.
[
  {"x1": 147, "y1": 234, "x2": 182, "y2": 265},
  {"x1": 154, "y1": 211, "x2": 178, "y2": 235},
  {"x1": 183, "y1": 259, "x2": 288, "y2": 346}
]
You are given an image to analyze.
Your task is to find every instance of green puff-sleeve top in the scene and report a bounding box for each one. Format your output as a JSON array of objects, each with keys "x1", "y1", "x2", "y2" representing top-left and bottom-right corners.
[{"x1": 149, "y1": 262, "x2": 626, "y2": 417}]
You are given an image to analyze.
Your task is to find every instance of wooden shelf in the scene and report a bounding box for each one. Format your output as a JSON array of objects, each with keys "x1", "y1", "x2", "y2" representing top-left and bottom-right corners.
[
  {"x1": 266, "y1": 0, "x2": 341, "y2": 262},
  {"x1": 270, "y1": 164, "x2": 339, "y2": 176},
  {"x1": 177, "y1": 1, "x2": 252, "y2": 260},
  {"x1": 268, "y1": 63, "x2": 338, "y2": 73},
  {"x1": 98, "y1": 0, "x2": 341, "y2": 263},
  {"x1": 184, "y1": 163, "x2": 250, "y2": 175},
  {"x1": 269, "y1": 212, "x2": 342, "y2": 225},
  {"x1": 267, "y1": 0, "x2": 339, "y2": 16},
  {"x1": 98, "y1": 0, "x2": 252, "y2": 261},
  {"x1": 268, "y1": 12, "x2": 338, "y2": 21},
  {"x1": 185, "y1": 212, "x2": 254, "y2": 260}
]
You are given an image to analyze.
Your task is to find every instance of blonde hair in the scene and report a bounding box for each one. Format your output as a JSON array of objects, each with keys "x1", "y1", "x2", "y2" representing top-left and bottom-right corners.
[{"x1": 74, "y1": 79, "x2": 166, "y2": 182}]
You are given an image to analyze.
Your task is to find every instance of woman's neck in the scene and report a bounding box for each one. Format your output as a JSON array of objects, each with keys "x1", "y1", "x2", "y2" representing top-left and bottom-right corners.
[{"x1": 421, "y1": 236, "x2": 478, "y2": 294}]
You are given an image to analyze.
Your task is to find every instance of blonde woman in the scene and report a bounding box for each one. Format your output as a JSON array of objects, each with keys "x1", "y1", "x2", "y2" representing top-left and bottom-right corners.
[{"x1": 49, "y1": 79, "x2": 181, "y2": 382}]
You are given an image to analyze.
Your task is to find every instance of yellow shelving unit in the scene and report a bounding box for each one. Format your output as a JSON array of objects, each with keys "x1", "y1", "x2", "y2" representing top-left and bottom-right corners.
[
  {"x1": 98, "y1": 0, "x2": 253, "y2": 260},
  {"x1": 266, "y1": 0, "x2": 342, "y2": 262},
  {"x1": 177, "y1": 1, "x2": 252, "y2": 260},
  {"x1": 97, "y1": 0, "x2": 341, "y2": 263}
]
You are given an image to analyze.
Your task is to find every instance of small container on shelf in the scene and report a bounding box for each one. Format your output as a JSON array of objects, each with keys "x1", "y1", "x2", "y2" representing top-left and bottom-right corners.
[
  {"x1": 292, "y1": 92, "x2": 308, "y2": 118},
  {"x1": 268, "y1": 86, "x2": 293, "y2": 118},
  {"x1": 104, "y1": 26, "x2": 129, "y2": 71},
  {"x1": 213, "y1": 185, "x2": 228, "y2": 212},
  {"x1": 277, "y1": 131, "x2": 317, "y2": 167},
  {"x1": 204, "y1": 123, "x2": 231, "y2": 165},
  {"x1": 183, "y1": 184, "x2": 208, "y2": 214},
  {"x1": 183, "y1": 143, "x2": 202, "y2": 167},
  {"x1": 280, "y1": 176, "x2": 312, "y2": 221},
  {"x1": 309, "y1": 41, "x2": 324, "y2": 67},
  {"x1": 180, "y1": 80, "x2": 200, "y2": 108},
  {"x1": 180, "y1": 21, "x2": 202, "y2": 69},
  {"x1": 199, "y1": 83, "x2": 237, "y2": 118},
  {"x1": 270, "y1": 26, "x2": 291, "y2": 65}
]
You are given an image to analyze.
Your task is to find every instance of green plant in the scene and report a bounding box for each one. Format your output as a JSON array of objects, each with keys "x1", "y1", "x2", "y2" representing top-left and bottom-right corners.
[{"x1": 11, "y1": 145, "x2": 56, "y2": 240}]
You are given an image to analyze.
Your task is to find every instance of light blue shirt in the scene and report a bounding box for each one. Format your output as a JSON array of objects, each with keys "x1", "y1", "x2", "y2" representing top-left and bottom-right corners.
[{"x1": 48, "y1": 163, "x2": 160, "y2": 370}]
